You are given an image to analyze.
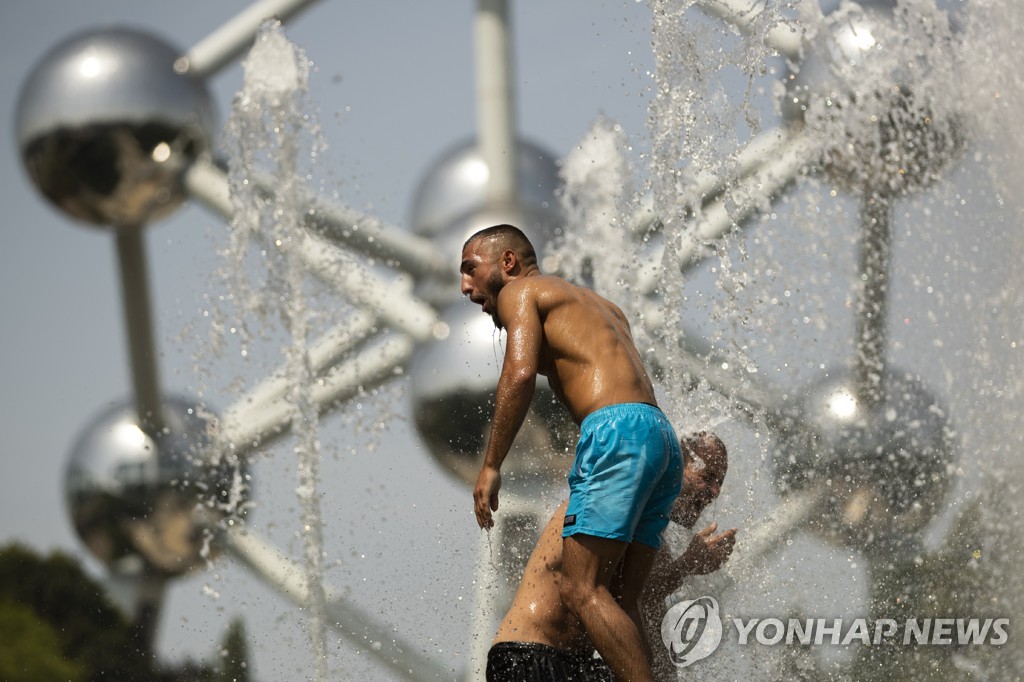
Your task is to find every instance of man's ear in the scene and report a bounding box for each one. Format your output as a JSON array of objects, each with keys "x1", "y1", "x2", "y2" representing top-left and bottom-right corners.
[{"x1": 501, "y1": 249, "x2": 517, "y2": 273}]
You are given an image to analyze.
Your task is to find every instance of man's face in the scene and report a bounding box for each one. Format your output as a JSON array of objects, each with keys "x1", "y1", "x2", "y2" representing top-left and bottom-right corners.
[
  {"x1": 460, "y1": 239, "x2": 506, "y2": 328},
  {"x1": 672, "y1": 439, "x2": 727, "y2": 528}
]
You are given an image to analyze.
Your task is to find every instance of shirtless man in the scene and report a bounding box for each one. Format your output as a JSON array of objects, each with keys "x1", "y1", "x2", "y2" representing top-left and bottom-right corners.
[
  {"x1": 486, "y1": 433, "x2": 736, "y2": 681},
  {"x1": 461, "y1": 224, "x2": 684, "y2": 682}
]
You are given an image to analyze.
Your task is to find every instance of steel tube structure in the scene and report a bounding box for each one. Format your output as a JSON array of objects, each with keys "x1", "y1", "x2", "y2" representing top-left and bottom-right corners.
[
  {"x1": 186, "y1": 160, "x2": 452, "y2": 291},
  {"x1": 685, "y1": 129, "x2": 799, "y2": 210},
  {"x1": 215, "y1": 333, "x2": 414, "y2": 456},
  {"x1": 178, "y1": 0, "x2": 322, "y2": 78},
  {"x1": 694, "y1": 0, "x2": 804, "y2": 60},
  {"x1": 223, "y1": 309, "x2": 378, "y2": 417},
  {"x1": 184, "y1": 160, "x2": 442, "y2": 342},
  {"x1": 668, "y1": 128, "x2": 817, "y2": 275},
  {"x1": 704, "y1": 485, "x2": 827, "y2": 595},
  {"x1": 223, "y1": 525, "x2": 451, "y2": 682},
  {"x1": 475, "y1": 0, "x2": 519, "y2": 207},
  {"x1": 625, "y1": 130, "x2": 797, "y2": 239},
  {"x1": 854, "y1": 194, "x2": 893, "y2": 406},
  {"x1": 294, "y1": 189, "x2": 452, "y2": 283},
  {"x1": 637, "y1": 129, "x2": 821, "y2": 295},
  {"x1": 182, "y1": 158, "x2": 233, "y2": 214},
  {"x1": 671, "y1": 338, "x2": 792, "y2": 425},
  {"x1": 247, "y1": 169, "x2": 452, "y2": 283},
  {"x1": 114, "y1": 229, "x2": 165, "y2": 433},
  {"x1": 294, "y1": 232, "x2": 440, "y2": 342}
]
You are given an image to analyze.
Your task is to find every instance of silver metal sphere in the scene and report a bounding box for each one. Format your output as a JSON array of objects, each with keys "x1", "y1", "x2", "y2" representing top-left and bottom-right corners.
[
  {"x1": 409, "y1": 137, "x2": 564, "y2": 306},
  {"x1": 773, "y1": 368, "x2": 956, "y2": 553},
  {"x1": 783, "y1": 0, "x2": 964, "y2": 195},
  {"x1": 409, "y1": 303, "x2": 576, "y2": 493},
  {"x1": 409, "y1": 137, "x2": 562, "y2": 240},
  {"x1": 16, "y1": 27, "x2": 215, "y2": 228},
  {"x1": 64, "y1": 395, "x2": 248, "y2": 577},
  {"x1": 409, "y1": 140, "x2": 570, "y2": 490}
]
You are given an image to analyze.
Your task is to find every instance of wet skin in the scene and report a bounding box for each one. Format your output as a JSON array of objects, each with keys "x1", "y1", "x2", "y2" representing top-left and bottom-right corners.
[
  {"x1": 460, "y1": 236, "x2": 657, "y2": 528},
  {"x1": 462, "y1": 231, "x2": 668, "y2": 682}
]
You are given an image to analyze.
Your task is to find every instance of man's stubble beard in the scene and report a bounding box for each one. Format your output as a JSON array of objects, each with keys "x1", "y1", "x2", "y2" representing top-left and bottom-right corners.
[{"x1": 486, "y1": 269, "x2": 506, "y2": 330}]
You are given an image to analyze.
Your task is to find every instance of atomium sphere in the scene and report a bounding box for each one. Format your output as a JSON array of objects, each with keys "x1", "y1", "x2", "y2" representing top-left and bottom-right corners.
[
  {"x1": 773, "y1": 368, "x2": 956, "y2": 554},
  {"x1": 64, "y1": 395, "x2": 248, "y2": 577},
  {"x1": 409, "y1": 302, "x2": 577, "y2": 494},
  {"x1": 15, "y1": 28, "x2": 215, "y2": 228},
  {"x1": 783, "y1": 0, "x2": 964, "y2": 196},
  {"x1": 409, "y1": 137, "x2": 564, "y2": 306},
  {"x1": 410, "y1": 137, "x2": 562, "y2": 240}
]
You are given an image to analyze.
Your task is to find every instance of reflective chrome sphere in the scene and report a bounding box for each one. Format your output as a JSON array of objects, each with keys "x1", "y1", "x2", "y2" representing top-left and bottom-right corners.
[
  {"x1": 773, "y1": 368, "x2": 956, "y2": 553},
  {"x1": 783, "y1": 0, "x2": 963, "y2": 195},
  {"x1": 410, "y1": 137, "x2": 562, "y2": 240},
  {"x1": 409, "y1": 303, "x2": 577, "y2": 493},
  {"x1": 409, "y1": 137, "x2": 564, "y2": 306},
  {"x1": 65, "y1": 395, "x2": 248, "y2": 577},
  {"x1": 16, "y1": 28, "x2": 215, "y2": 228},
  {"x1": 409, "y1": 138, "x2": 570, "y2": 491}
]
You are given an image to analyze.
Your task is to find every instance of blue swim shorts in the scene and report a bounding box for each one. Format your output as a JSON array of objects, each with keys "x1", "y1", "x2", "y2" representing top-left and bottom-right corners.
[{"x1": 562, "y1": 403, "x2": 683, "y2": 549}]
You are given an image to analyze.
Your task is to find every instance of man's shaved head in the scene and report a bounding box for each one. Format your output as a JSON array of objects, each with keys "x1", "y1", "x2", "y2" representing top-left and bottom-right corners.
[{"x1": 464, "y1": 224, "x2": 537, "y2": 267}]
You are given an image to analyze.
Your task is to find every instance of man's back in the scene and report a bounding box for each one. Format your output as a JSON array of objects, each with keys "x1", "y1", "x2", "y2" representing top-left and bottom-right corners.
[{"x1": 497, "y1": 274, "x2": 657, "y2": 424}]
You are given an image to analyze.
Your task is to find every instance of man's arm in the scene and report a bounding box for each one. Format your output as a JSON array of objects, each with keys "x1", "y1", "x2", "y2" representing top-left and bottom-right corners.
[
  {"x1": 473, "y1": 282, "x2": 543, "y2": 529},
  {"x1": 643, "y1": 523, "x2": 737, "y2": 608},
  {"x1": 640, "y1": 524, "x2": 737, "y2": 679}
]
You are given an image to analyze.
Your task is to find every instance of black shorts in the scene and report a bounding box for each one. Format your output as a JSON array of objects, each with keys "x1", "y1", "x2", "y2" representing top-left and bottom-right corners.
[{"x1": 486, "y1": 642, "x2": 614, "y2": 682}]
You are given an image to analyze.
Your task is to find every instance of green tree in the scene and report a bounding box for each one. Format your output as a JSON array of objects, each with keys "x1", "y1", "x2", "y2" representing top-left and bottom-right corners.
[
  {"x1": 0, "y1": 544, "x2": 256, "y2": 682},
  {"x1": 0, "y1": 600, "x2": 83, "y2": 681},
  {"x1": 215, "y1": 619, "x2": 250, "y2": 682},
  {"x1": 0, "y1": 543, "x2": 155, "y2": 681}
]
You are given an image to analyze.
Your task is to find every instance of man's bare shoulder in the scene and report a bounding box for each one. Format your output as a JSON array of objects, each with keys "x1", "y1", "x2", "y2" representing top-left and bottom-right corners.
[
  {"x1": 513, "y1": 273, "x2": 573, "y2": 290},
  {"x1": 521, "y1": 274, "x2": 592, "y2": 300},
  {"x1": 497, "y1": 274, "x2": 577, "y2": 306},
  {"x1": 500, "y1": 275, "x2": 627, "y2": 327}
]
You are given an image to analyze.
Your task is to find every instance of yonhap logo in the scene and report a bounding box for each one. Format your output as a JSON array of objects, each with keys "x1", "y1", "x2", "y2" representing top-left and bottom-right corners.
[
  {"x1": 660, "y1": 596, "x2": 723, "y2": 667},
  {"x1": 658, "y1": 595, "x2": 1010, "y2": 671}
]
